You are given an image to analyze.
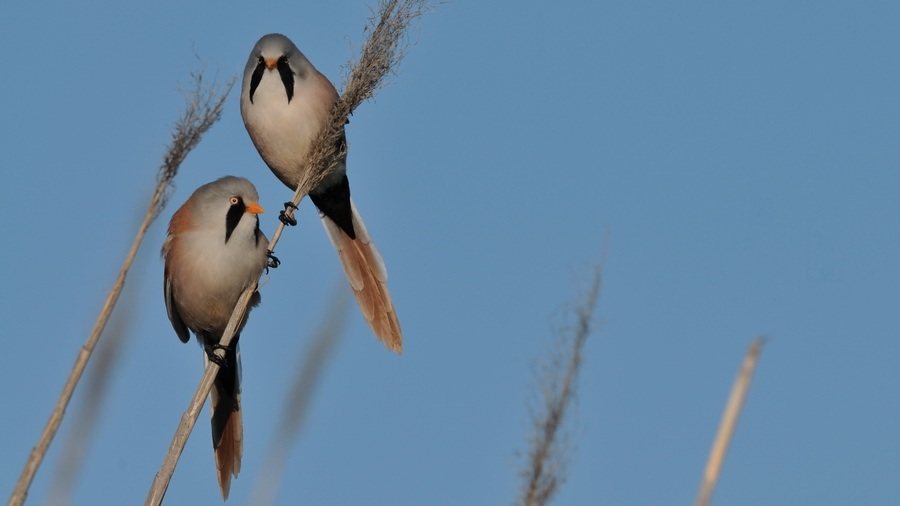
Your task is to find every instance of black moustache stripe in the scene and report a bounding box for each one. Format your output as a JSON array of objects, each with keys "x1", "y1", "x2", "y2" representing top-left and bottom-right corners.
[
  {"x1": 225, "y1": 200, "x2": 246, "y2": 243},
  {"x1": 277, "y1": 56, "x2": 294, "y2": 103},
  {"x1": 254, "y1": 222, "x2": 262, "y2": 246},
  {"x1": 248, "y1": 61, "x2": 265, "y2": 104}
]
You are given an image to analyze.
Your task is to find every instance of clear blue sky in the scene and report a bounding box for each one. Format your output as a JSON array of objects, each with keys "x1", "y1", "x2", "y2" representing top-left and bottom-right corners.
[{"x1": 2, "y1": 1, "x2": 899, "y2": 505}]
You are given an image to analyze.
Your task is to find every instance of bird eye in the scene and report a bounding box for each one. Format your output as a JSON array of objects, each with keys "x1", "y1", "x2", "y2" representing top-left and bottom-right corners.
[
  {"x1": 230, "y1": 196, "x2": 240, "y2": 205},
  {"x1": 257, "y1": 56, "x2": 264, "y2": 64},
  {"x1": 281, "y1": 56, "x2": 289, "y2": 64}
]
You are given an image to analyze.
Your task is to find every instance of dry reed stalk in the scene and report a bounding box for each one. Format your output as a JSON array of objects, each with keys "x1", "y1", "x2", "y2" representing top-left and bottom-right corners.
[
  {"x1": 694, "y1": 337, "x2": 765, "y2": 506},
  {"x1": 8, "y1": 70, "x2": 233, "y2": 506},
  {"x1": 521, "y1": 263, "x2": 603, "y2": 506},
  {"x1": 44, "y1": 284, "x2": 138, "y2": 506}
]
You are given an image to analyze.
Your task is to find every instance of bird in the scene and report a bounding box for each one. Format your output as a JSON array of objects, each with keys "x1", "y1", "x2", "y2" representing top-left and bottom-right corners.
[
  {"x1": 162, "y1": 176, "x2": 269, "y2": 500},
  {"x1": 240, "y1": 33, "x2": 403, "y2": 353}
]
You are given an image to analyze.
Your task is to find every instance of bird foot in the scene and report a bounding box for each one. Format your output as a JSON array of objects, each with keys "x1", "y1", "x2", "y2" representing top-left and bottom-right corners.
[
  {"x1": 204, "y1": 343, "x2": 231, "y2": 367},
  {"x1": 266, "y1": 250, "x2": 281, "y2": 271},
  {"x1": 279, "y1": 201, "x2": 299, "y2": 226}
]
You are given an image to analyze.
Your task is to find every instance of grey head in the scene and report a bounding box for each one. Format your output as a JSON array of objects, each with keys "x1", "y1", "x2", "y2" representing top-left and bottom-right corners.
[
  {"x1": 242, "y1": 33, "x2": 313, "y2": 104},
  {"x1": 191, "y1": 176, "x2": 265, "y2": 244}
]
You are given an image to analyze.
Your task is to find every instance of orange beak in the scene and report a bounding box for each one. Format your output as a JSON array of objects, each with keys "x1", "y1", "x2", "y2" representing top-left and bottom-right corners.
[
  {"x1": 245, "y1": 202, "x2": 265, "y2": 215},
  {"x1": 265, "y1": 57, "x2": 278, "y2": 70}
]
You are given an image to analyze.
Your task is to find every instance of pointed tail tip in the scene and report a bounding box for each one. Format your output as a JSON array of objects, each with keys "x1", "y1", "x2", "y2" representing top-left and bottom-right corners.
[
  {"x1": 216, "y1": 457, "x2": 240, "y2": 501},
  {"x1": 378, "y1": 332, "x2": 403, "y2": 355},
  {"x1": 212, "y1": 398, "x2": 242, "y2": 502},
  {"x1": 216, "y1": 454, "x2": 236, "y2": 501},
  {"x1": 388, "y1": 340, "x2": 403, "y2": 355},
  {"x1": 371, "y1": 314, "x2": 403, "y2": 354}
]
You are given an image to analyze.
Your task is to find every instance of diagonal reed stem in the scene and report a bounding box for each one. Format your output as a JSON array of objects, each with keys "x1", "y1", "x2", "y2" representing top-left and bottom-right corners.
[
  {"x1": 8, "y1": 71, "x2": 232, "y2": 506},
  {"x1": 694, "y1": 337, "x2": 766, "y2": 506},
  {"x1": 521, "y1": 263, "x2": 603, "y2": 506}
]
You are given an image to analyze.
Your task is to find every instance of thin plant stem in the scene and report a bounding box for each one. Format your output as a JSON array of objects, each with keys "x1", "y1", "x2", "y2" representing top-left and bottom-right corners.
[
  {"x1": 7, "y1": 69, "x2": 232, "y2": 506},
  {"x1": 521, "y1": 262, "x2": 603, "y2": 506},
  {"x1": 45, "y1": 284, "x2": 138, "y2": 506},
  {"x1": 694, "y1": 338, "x2": 766, "y2": 506}
]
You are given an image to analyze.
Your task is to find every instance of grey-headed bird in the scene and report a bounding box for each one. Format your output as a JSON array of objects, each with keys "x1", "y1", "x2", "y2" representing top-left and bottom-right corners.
[
  {"x1": 240, "y1": 33, "x2": 402, "y2": 353},
  {"x1": 163, "y1": 176, "x2": 269, "y2": 500}
]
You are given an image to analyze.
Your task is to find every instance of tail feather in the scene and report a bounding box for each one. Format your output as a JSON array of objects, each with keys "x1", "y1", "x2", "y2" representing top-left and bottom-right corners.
[
  {"x1": 206, "y1": 344, "x2": 243, "y2": 500},
  {"x1": 321, "y1": 199, "x2": 402, "y2": 353}
]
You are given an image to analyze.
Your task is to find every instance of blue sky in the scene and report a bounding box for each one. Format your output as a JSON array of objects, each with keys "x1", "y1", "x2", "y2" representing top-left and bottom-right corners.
[{"x1": 2, "y1": 1, "x2": 899, "y2": 505}]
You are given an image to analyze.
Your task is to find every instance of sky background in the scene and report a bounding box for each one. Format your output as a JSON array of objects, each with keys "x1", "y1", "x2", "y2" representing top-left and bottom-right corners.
[{"x1": 1, "y1": 1, "x2": 899, "y2": 505}]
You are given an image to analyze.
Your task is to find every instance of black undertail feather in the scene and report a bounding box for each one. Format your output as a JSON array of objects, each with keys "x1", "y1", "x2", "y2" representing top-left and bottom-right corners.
[
  {"x1": 210, "y1": 341, "x2": 240, "y2": 449},
  {"x1": 309, "y1": 174, "x2": 356, "y2": 239}
]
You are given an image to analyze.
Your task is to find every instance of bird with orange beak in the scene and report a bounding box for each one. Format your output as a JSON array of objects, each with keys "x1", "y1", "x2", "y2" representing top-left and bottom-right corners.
[
  {"x1": 162, "y1": 176, "x2": 269, "y2": 500},
  {"x1": 240, "y1": 33, "x2": 403, "y2": 354}
]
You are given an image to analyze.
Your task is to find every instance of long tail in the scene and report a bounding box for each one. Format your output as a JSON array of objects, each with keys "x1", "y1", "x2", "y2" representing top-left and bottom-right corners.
[
  {"x1": 320, "y1": 198, "x2": 403, "y2": 353},
  {"x1": 206, "y1": 343, "x2": 243, "y2": 500}
]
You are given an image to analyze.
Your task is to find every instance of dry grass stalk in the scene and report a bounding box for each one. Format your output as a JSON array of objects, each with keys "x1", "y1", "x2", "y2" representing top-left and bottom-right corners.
[
  {"x1": 521, "y1": 263, "x2": 603, "y2": 506},
  {"x1": 250, "y1": 286, "x2": 351, "y2": 506},
  {"x1": 694, "y1": 338, "x2": 765, "y2": 506},
  {"x1": 157, "y1": 72, "x2": 238, "y2": 215},
  {"x1": 7, "y1": 70, "x2": 233, "y2": 506},
  {"x1": 44, "y1": 284, "x2": 137, "y2": 506},
  {"x1": 145, "y1": 2, "x2": 432, "y2": 503}
]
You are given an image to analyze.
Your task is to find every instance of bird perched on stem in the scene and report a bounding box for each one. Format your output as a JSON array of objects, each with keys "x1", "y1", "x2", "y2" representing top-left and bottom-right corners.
[
  {"x1": 162, "y1": 176, "x2": 269, "y2": 500},
  {"x1": 240, "y1": 33, "x2": 403, "y2": 353}
]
